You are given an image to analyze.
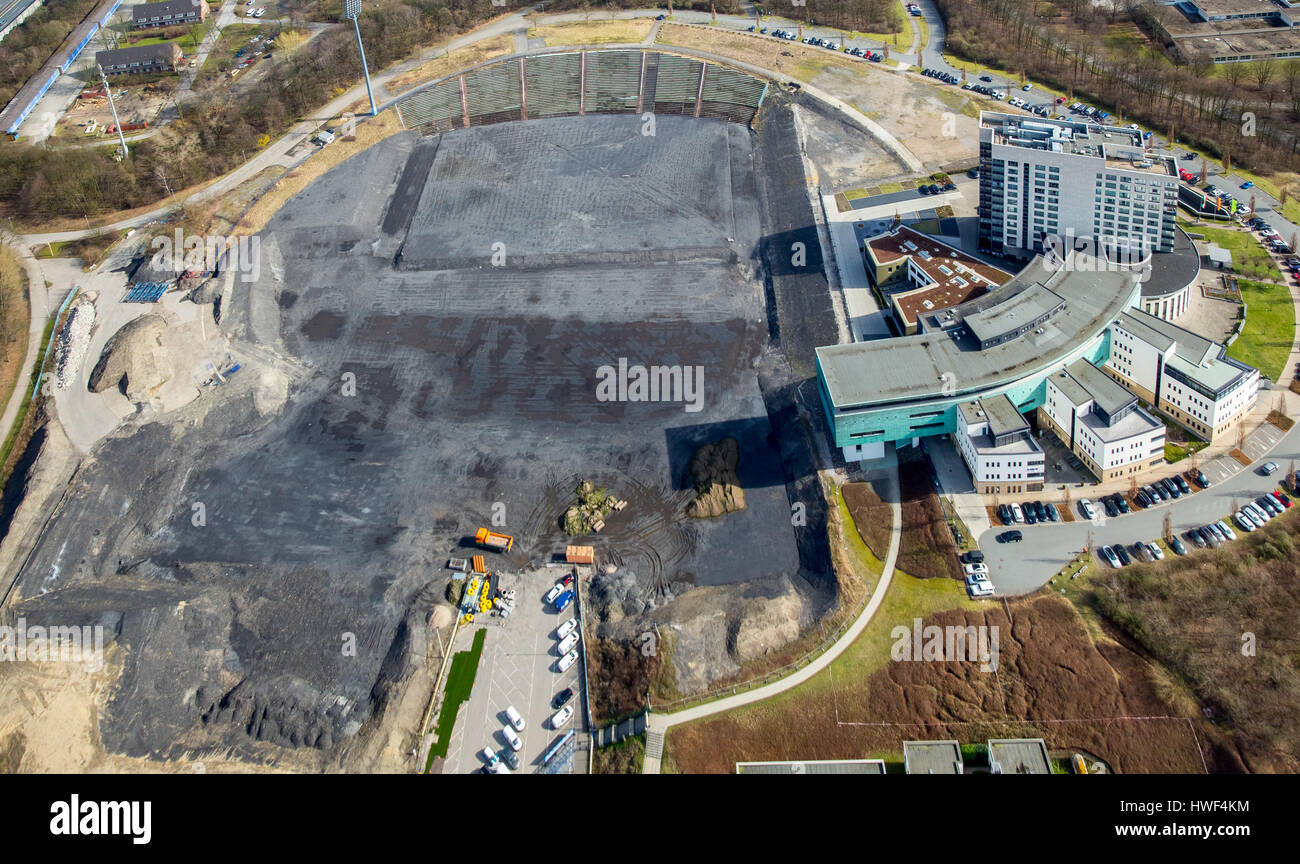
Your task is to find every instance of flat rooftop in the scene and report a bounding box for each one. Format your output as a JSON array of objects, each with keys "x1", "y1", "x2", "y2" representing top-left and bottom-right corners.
[
  {"x1": 818, "y1": 253, "x2": 1141, "y2": 411},
  {"x1": 981, "y1": 112, "x2": 1176, "y2": 177},
  {"x1": 870, "y1": 228, "x2": 1012, "y2": 327},
  {"x1": 736, "y1": 759, "x2": 887, "y2": 774},
  {"x1": 982, "y1": 392, "x2": 1030, "y2": 437},
  {"x1": 1079, "y1": 400, "x2": 1163, "y2": 443},
  {"x1": 989, "y1": 738, "x2": 1053, "y2": 774},
  {"x1": 1142, "y1": 226, "x2": 1201, "y2": 299},
  {"x1": 1066, "y1": 357, "x2": 1137, "y2": 419},
  {"x1": 903, "y1": 740, "x2": 964, "y2": 774}
]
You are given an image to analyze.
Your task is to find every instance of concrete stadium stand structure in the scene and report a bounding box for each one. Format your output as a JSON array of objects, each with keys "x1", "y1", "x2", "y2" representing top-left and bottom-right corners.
[{"x1": 395, "y1": 49, "x2": 769, "y2": 133}]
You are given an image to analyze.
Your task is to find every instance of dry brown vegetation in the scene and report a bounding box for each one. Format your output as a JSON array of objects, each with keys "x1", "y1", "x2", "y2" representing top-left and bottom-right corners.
[
  {"x1": 586, "y1": 635, "x2": 662, "y2": 725},
  {"x1": 897, "y1": 456, "x2": 961, "y2": 580},
  {"x1": 386, "y1": 34, "x2": 514, "y2": 96},
  {"x1": 666, "y1": 594, "x2": 1223, "y2": 773},
  {"x1": 842, "y1": 480, "x2": 891, "y2": 560},
  {"x1": 1086, "y1": 512, "x2": 1300, "y2": 772},
  {"x1": 0, "y1": 245, "x2": 29, "y2": 429}
]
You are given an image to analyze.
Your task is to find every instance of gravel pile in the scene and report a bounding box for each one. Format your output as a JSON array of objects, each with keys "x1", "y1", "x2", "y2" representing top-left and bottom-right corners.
[{"x1": 56, "y1": 300, "x2": 96, "y2": 390}]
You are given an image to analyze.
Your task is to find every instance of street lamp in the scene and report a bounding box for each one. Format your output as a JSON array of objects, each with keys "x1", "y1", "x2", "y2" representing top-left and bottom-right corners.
[{"x1": 344, "y1": 0, "x2": 377, "y2": 117}]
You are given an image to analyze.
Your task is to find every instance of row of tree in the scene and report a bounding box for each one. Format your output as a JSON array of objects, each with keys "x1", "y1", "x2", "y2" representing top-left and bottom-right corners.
[{"x1": 935, "y1": 0, "x2": 1300, "y2": 176}]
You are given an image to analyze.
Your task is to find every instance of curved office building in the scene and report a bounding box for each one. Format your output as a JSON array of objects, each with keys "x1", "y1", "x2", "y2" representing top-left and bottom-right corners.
[{"x1": 816, "y1": 250, "x2": 1143, "y2": 462}]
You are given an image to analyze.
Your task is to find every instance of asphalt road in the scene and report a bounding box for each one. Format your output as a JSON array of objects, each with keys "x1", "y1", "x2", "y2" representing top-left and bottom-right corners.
[{"x1": 979, "y1": 421, "x2": 1299, "y2": 595}]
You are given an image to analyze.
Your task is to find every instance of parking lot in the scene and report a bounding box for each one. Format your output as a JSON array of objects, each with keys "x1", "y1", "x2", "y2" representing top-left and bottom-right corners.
[{"x1": 443, "y1": 566, "x2": 589, "y2": 774}]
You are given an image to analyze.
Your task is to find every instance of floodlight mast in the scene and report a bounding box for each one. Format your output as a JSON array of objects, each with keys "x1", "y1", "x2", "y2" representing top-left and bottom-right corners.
[
  {"x1": 345, "y1": 0, "x2": 378, "y2": 117},
  {"x1": 99, "y1": 65, "x2": 130, "y2": 160}
]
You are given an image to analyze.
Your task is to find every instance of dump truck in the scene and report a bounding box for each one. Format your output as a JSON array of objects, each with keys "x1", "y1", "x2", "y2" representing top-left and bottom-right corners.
[{"x1": 474, "y1": 527, "x2": 514, "y2": 552}]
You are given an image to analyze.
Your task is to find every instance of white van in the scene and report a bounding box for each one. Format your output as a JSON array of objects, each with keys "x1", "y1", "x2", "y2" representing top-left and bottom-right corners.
[
  {"x1": 504, "y1": 705, "x2": 524, "y2": 732},
  {"x1": 557, "y1": 631, "x2": 580, "y2": 656}
]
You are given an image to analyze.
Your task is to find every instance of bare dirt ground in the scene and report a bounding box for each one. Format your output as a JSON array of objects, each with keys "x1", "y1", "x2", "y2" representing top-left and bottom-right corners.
[
  {"x1": 2, "y1": 101, "x2": 841, "y2": 766},
  {"x1": 665, "y1": 593, "x2": 1228, "y2": 774}
]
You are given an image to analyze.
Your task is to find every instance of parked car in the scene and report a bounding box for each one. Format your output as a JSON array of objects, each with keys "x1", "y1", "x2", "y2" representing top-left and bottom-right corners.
[
  {"x1": 1100, "y1": 545, "x2": 1121, "y2": 568},
  {"x1": 1146, "y1": 541, "x2": 1165, "y2": 561},
  {"x1": 556, "y1": 617, "x2": 578, "y2": 640},
  {"x1": 558, "y1": 649, "x2": 578, "y2": 672},
  {"x1": 1195, "y1": 470, "x2": 1210, "y2": 488},
  {"x1": 1023, "y1": 504, "x2": 1037, "y2": 525},
  {"x1": 963, "y1": 550, "x2": 986, "y2": 565},
  {"x1": 967, "y1": 577, "x2": 995, "y2": 597},
  {"x1": 554, "y1": 590, "x2": 574, "y2": 612},
  {"x1": 1234, "y1": 511, "x2": 1256, "y2": 532},
  {"x1": 997, "y1": 530, "x2": 1023, "y2": 543},
  {"x1": 545, "y1": 582, "x2": 565, "y2": 604},
  {"x1": 998, "y1": 504, "x2": 1013, "y2": 525},
  {"x1": 480, "y1": 747, "x2": 499, "y2": 767},
  {"x1": 1162, "y1": 478, "x2": 1181, "y2": 499},
  {"x1": 1102, "y1": 497, "x2": 1119, "y2": 518},
  {"x1": 505, "y1": 705, "x2": 525, "y2": 732},
  {"x1": 501, "y1": 724, "x2": 522, "y2": 752},
  {"x1": 1201, "y1": 526, "x2": 1221, "y2": 548},
  {"x1": 1258, "y1": 495, "x2": 1282, "y2": 516},
  {"x1": 1079, "y1": 499, "x2": 1096, "y2": 521},
  {"x1": 1241, "y1": 180, "x2": 1254, "y2": 189},
  {"x1": 553, "y1": 688, "x2": 574, "y2": 709},
  {"x1": 963, "y1": 562, "x2": 990, "y2": 577},
  {"x1": 1115, "y1": 543, "x2": 1133, "y2": 565},
  {"x1": 1272, "y1": 491, "x2": 1292, "y2": 509},
  {"x1": 1261, "y1": 461, "x2": 1279, "y2": 475},
  {"x1": 1136, "y1": 488, "x2": 1152, "y2": 508},
  {"x1": 1215, "y1": 520, "x2": 1236, "y2": 541},
  {"x1": 1169, "y1": 536, "x2": 1188, "y2": 555},
  {"x1": 500, "y1": 749, "x2": 520, "y2": 771},
  {"x1": 1173, "y1": 475, "x2": 1191, "y2": 494},
  {"x1": 1186, "y1": 529, "x2": 1206, "y2": 549},
  {"x1": 1045, "y1": 502, "x2": 1060, "y2": 522},
  {"x1": 551, "y1": 704, "x2": 574, "y2": 729},
  {"x1": 1134, "y1": 542, "x2": 1153, "y2": 563},
  {"x1": 1010, "y1": 503, "x2": 1024, "y2": 523}
]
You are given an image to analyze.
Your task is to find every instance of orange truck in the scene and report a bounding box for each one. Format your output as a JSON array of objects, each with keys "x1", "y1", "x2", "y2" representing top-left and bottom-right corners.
[{"x1": 474, "y1": 527, "x2": 514, "y2": 552}]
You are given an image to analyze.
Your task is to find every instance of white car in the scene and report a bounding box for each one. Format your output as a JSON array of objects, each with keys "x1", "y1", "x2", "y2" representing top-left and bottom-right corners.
[
  {"x1": 558, "y1": 649, "x2": 578, "y2": 672},
  {"x1": 1079, "y1": 499, "x2": 1096, "y2": 521},
  {"x1": 254, "y1": 8, "x2": 266, "y2": 17},
  {"x1": 1243, "y1": 505, "x2": 1266, "y2": 528},
  {"x1": 557, "y1": 631, "x2": 580, "y2": 655},
  {"x1": 504, "y1": 704, "x2": 524, "y2": 732},
  {"x1": 1246, "y1": 502, "x2": 1271, "y2": 523},
  {"x1": 1009, "y1": 503, "x2": 1024, "y2": 523},
  {"x1": 963, "y1": 562, "x2": 989, "y2": 577},
  {"x1": 551, "y1": 704, "x2": 574, "y2": 729},
  {"x1": 480, "y1": 746, "x2": 499, "y2": 767},
  {"x1": 1146, "y1": 542, "x2": 1164, "y2": 561},
  {"x1": 555, "y1": 616, "x2": 578, "y2": 640},
  {"x1": 544, "y1": 582, "x2": 565, "y2": 604},
  {"x1": 1215, "y1": 520, "x2": 1236, "y2": 541},
  {"x1": 501, "y1": 724, "x2": 522, "y2": 752},
  {"x1": 1234, "y1": 511, "x2": 1256, "y2": 532},
  {"x1": 967, "y1": 577, "x2": 994, "y2": 597}
]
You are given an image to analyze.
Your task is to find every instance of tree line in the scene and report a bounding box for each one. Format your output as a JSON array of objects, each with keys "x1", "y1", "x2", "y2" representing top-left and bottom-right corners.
[
  {"x1": 0, "y1": 0, "x2": 103, "y2": 109},
  {"x1": 935, "y1": 0, "x2": 1300, "y2": 175}
]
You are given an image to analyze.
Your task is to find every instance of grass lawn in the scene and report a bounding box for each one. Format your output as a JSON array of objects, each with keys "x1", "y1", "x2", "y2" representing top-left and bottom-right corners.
[
  {"x1": 1164, "y1": 439, "x2": 1209, "y2": 463},
  {"x1": 425, "y1": 627, "x2": 486, "y2": 769},
  {"x1": 1228, "y1": 278, "x2": 1296, "y2": 382},
  {"x1": 1191, "y1": 224, "x2": 1282, "y2": 281},
  {"x1": 593, "y1": 734, "x2": 645, "y2": 774}
]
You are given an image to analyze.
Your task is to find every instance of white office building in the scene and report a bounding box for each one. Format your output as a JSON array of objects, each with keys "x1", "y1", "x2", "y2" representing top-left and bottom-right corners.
[
  {"x1": 977, "y1": 112, "x2": 1180, "y2": 260},
  {"x1": 956, "y1": 394, "x2": 1045, "y2": 494},
  {"x1": 1040, "y1": 359, "x2": 1166, "y2": 481},
  {"x1": 1104, "y1": 309, "x2": 1260, "y2": 442}
]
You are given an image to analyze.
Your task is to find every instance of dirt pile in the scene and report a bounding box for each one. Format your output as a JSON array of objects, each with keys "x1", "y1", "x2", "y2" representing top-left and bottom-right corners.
[
  {"x1": 685, "y1": 437, "x2": 746, "y2": 519},
  {"x1": 86, "y1": 314, "x2": 168, "y2": 400},
  {"x1": 563, "y1": 479, "x2": 623, "y2": 535}
]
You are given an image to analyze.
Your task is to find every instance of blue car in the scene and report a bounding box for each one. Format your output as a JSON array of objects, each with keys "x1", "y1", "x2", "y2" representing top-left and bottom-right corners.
[
  {"x1": 554, "y1": 590, "x2": 574, "y2": 612},
  {"x1": 1241, "y1": 180, "x2": 1254, "y2": 189}
]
